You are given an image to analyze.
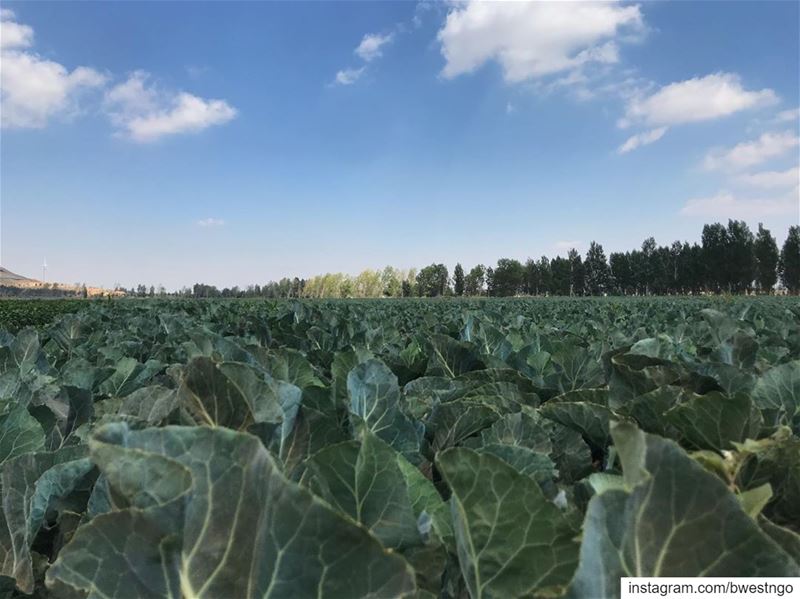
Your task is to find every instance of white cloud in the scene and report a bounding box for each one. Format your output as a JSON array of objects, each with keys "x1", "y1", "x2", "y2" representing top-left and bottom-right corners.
[
  {"x1": 621, "y1": 73, "x2": 777, "y2": 128},
  {"x1": 0, "y1": 12, "x2": 106, "y2": 128},
  {"x1": 333, "y1": 67, "x2": 365, "y2": 86},
  {"x1": 554, "y1": 240, "x2": 583, "y2": 250},
  {"x1": 437, "y1": 1, "x2": 643, "y2": 83},
  {"x1": 355, "y1": 33, "x2": 394, "y2": 62},
  {"x1": 0, "y1": 15, "x2": 33, "y2": 49},
  {"x1": 617, "y1": 126, "x2": 667, "y2": 154},
  {"x1": 774, "y1": 107, "x2": 799, "y2": 123},
  {"x1": 735, "y1": 166, "x2": 799, "y2": 189},
  {"x1": 703, "y1": 130, "x2": 799, "y2": 171},
  {"x1": 680, "y1": 189, "x2": 799, "y2": 219},
  {"x1": 104, "y1": 71, "x2": 236, "y2": 142},
  {"x1": 197, "y1": 218, "x2": 225, "y2": 227}
]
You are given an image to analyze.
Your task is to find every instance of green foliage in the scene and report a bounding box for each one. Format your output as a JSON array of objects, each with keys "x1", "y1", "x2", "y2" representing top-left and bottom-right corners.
[
  {"x1": 584, "y1": 241, "x2": 611, "y2": 295},
  {"x1": 780, "y1": 225, "x2": 800, "y2": 293},
  {"x1": 755, "y1": 223, "x2": 780, "y2": 292},
  {"x1": 464, "y1": 264, "x2": 486, "y2": 296},
  {"x1": 453, "y1": 263, "x2": 465, "y2": 296},
  {"x1": 487, "y1": 258, "x2": 525, "y2": 296},
  {"x1": 0, "y1": 300, "x2": 84, "y2": 332},
  {"x1": 0, "y1": 295, "x2": 797, "y2": 597},
  {"x1": 416, "y1": 263, "x2": 450, "y2": 297}
]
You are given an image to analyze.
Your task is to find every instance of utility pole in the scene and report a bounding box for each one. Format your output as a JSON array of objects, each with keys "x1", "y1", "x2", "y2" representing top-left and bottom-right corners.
[{"x1": 42, "y1": 258, "x2": 47, "y2": 282}]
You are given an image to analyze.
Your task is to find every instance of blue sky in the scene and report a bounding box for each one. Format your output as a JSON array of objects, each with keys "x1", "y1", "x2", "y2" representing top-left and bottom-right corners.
[{"x1": 1, "y1": 1, "x2": 798, "y2": 290}]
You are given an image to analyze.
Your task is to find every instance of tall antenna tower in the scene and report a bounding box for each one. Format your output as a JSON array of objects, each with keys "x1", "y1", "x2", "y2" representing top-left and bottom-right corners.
[{"x1": 42, "y1": 258, "x2": 47, "y2": 283}]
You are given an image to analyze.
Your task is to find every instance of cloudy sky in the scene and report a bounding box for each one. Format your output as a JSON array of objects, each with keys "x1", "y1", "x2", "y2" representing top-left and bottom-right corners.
[{"x1": 1, "y1": 1, "x2": 798, "y2": 289}]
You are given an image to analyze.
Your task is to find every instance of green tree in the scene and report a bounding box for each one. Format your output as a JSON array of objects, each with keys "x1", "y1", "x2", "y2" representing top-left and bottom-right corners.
[
  {"x1": 524, "y1": 258, "x2": 539, "y2": 295},
  {"x1": 609, "y1": 252, "x2": 631, "y2": 295},
  {"x1": 550, "y1": 256, "x2": 571, "y2": 295},
  {"x1": 567, "y1": 249, "x2": 584, "y2": 296},
  {"x1": 354, "y1": 269, "x2": 383, "y2": 297},
  {"x1": 381, "y1": 266, "x2": 402, "y2": 297},
  {"x1": 754, "y1": 224, "x2": 779, "y2": 293},
  {"x1": 701, "y1": 223, "x2": 729, "y2": 292},
  {"x1": 779, "y1": 225, "x2": 800, "y2": 293},
  {"x1": 640, "y1": 237, "x2": 657, "y2": 294},
  {"x1": 339, "y1": 278, "x2": 354, "y2": 298},
  {"x1": 489, "y1": 258, "x2": 525, "y2": 296},
  {"x1": 464, "y1": 265, "x2": 486, "y2": 296},
  {"x1": 537, "y1": 256, "x2": 552, "y2": 295},
  {"x1": 584, "y1": 241, "x2": 611, "y2": 295},
  {"x1": 651, "y1": 245, "x2": 671, "y2": 294},
  {"x1": 726, "y1": 220, "x2": 755, "y2": 293},
  {"x1": 453, "y1": 263, "x2": 465, "y2": 296},
  {"x1": 416, "y1": 264, "x2": 449, "y2": 297}
]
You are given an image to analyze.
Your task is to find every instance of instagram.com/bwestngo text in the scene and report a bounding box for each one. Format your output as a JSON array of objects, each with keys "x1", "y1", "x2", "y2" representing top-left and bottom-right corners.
[{"x1": 621, "y1": 577, "x2": 799, "y2": 598}]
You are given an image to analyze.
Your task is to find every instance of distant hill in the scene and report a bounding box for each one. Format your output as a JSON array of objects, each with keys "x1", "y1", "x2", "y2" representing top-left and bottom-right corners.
[
  {"x1": 0, "y1": 267, "x2": 35, "y2": 283},
  {"x1": 0, "y1": 266, "x2": 124, "y2": 298}
]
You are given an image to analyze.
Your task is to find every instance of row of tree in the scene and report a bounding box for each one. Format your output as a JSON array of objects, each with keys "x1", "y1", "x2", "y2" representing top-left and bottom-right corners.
[{"x1": 127, "y1": 222, "x2": 799, "y2": 298}]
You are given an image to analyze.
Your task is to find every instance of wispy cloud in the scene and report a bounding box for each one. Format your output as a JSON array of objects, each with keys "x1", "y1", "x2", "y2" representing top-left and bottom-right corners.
[
  {"x1": 702, "y1": 130, "x2": 799, "y2": 172},
  {"x1": 735, "y1": 166, "x2": 799, "y2": 189},
  {"x1": 617, "y1": 127, "x2": 667, "y2": 154},
  {"x1": 197, "y1": 218, "x2": 225, "y2": 228},
  {"x1": 774, "y1": 107, "x2": 799, "y2": 123},
  {"x1": 104, "y1": 71, "x2": 237, "y2": 142},
  {"x1": 680, "y1": 189, "x2": 798, "y2": 218},
  {"x1": 333, "y1": 29, "x2": 396, "y2": 86},
  {"x1": 355, "y1": 33, "x2": 394, "y2": 62},
  {"x1": 333, "y1": 67, "x2": 365, "y2": 86},
  {"x1": 620, "y1": 72, "x2": 777, "y2": 129}
]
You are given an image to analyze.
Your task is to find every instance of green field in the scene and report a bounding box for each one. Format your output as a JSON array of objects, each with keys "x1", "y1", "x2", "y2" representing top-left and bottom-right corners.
[
  {"x1": 1, "y1": 296, "x2": 799, "y2": 597},
  {"x1": 0, "y1": 299, "x2": 87, "y2": 332}
]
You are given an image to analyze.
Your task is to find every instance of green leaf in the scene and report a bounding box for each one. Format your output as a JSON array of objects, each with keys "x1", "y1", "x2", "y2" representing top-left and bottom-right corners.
[
  {"x1": 347, "y1": 359, "x2": 421, "y2": 458},
  {"x1": 665, "y1": 391, "x2": 761, "y2": 451},
  {"x1": 179, "y1": 358, "x2": 301, "y2": 440},
  {"x1": 0, "y1": 405, "x2": 45, "y2": 464},
  {"x1": 436, "y1": 447, "x2": 579, "y2": 599},
  {"x1": 479, "y1": 412, "x2": 552, "y2": 453},
  {"x1": 0, "y1": 446, "x2": 91, "y2": 593},
  {"x1": 540, "y1": 401, "x2": 616, "y2": 450},
  {"x1": 306, "y1": 435, "x2": 420, "y2": 550},
  {"x1": 179, "y1": 357, "x2": 255, "y2": 428},
  {"x1": 759, "y1": 516, "x2": 800, "y2": 564},
  {"x1": 426, "y1": 335, "x2": 485, "y2": 378},
  {"x1": 567, "y1": 423, "x2": 799, "y2": 599},
  {"x1": 395, "y1": 457, "x2": 454, "y2": 551},
  {"x1": 548, "y1": 347, "x2": 605, "y2": 393},
  {"x1": 752, "y1": 360, "x2": 800, "y2": 424},
  {"x1": 738, "y1": 483, "x2": 772, "y2": 519},
  {"x1": 734, "y1": 427, "x2": 800, "y2": 528},
  {"x1": 547, "y1": 423, "x2": 594, "y2": 484},
  {"x1": 260, "y1": 348, "x2": 323, "y2": 389},
  {"x1": 477, "y1": 444, "x2": 557, "y2": 489},
  {"x1": 429, "y1": 400, "x2": 499, "y2": 453},
  {"x1": 624, "y1": 386, "x2": 680, "y2": 436},
  {"x1": 98, "y1": 357, "x2": 162, "y2": 397},
  {"x1": 47, "y1": 423, "x2": 417, "y2": 598},
  {"x1": 119, "y1": 385, "x2": 179, "y2": 425}
]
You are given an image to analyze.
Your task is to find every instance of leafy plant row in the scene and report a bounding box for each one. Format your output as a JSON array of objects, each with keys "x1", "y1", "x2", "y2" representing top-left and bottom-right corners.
[{"x1": 0, "y1": 297, "x2": 798, "y2": 598}]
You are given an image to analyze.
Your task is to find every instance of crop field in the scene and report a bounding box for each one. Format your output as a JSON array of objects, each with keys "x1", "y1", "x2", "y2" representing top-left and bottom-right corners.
[
  {"x1": 0, "y1": 299, "x2": 86, "y2": 333},
  {"x1": 0, "y1": 296, "x2": 799, "y2": 597}
]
